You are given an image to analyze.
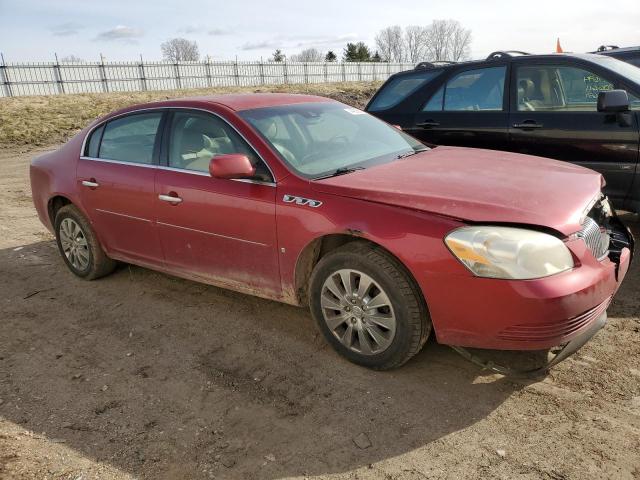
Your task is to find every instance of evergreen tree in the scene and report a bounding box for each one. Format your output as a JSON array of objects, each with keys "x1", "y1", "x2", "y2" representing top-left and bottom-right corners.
[
  {"x1": 343, "y1": 42, "x2": 372, "y2": 62},
  {"x1": 325, "y1": 50, "x2": 337, "y2": 62},
  {"x1": 272, "y1": 49, "x2": 285, "y2": 62}
]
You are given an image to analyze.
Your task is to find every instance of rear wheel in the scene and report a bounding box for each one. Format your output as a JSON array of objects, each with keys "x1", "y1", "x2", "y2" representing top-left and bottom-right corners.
[
  {"x1": 309, "y1": 241, "x2": 431, "y2": 370},
  {"x1": 54, "y1": 204, "x2": 117, "y2": 280}
]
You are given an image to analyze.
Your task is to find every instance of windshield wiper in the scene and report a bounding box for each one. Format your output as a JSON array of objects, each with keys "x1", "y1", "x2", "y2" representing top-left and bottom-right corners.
[
  {"x1": 397, "y1": 148, "x2": 428, "y2": 159},
  {"x1": 313, "y1": 166, "x2": 365, "y2": 180}
]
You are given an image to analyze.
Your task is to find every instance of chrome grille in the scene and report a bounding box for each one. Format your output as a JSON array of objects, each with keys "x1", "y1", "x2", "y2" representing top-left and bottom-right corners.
[{"x1": 578, "y1": 216, "x2": 610, "y2": 260}]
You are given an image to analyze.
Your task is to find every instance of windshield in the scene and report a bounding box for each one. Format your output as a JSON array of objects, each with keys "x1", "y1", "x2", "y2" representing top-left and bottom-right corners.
[
  {"x1": 593, "y1": 55, "x2": 640, "y2": 86},
  {"x1": 239, "y1": 102, "x2": 427, "y2": 179}
]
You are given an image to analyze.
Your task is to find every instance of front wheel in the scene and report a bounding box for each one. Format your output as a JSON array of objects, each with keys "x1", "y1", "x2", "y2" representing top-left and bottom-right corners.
[{"x1": 309, "y1": 241, "x2": 431, "y2": 370}]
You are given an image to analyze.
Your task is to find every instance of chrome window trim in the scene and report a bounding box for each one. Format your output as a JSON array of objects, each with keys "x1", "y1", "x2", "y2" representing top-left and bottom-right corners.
[
  {"x1": 79, "y1": 156, "x2": 276, "y2": 187},
  {"x1": 79, "y1": 156, "x2": 156, "y2": 169},
  {"x1": 80, "y1": 105, "x2": 277, "y2": 184}
]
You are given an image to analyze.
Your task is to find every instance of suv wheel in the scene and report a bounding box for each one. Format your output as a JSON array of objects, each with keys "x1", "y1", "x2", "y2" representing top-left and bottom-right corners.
[
  {"x1": 54, "y1": 205, "x2": 117, "y2": 280},
  {"x1": 309, "y1": 241, "x2": 431, "y2": 370}
]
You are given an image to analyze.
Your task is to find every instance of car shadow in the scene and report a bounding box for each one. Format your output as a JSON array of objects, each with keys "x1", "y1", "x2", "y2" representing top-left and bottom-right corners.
[{"x1": 0, "y1": 239, "x2": 569, "y2": 479}]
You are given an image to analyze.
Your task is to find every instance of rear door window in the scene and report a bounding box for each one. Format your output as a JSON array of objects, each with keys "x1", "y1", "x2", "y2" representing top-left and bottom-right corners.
[
  {"x1": 98, "y1": 112, "x2": 163, "y2": 164},
  {"x1": 421, "y1": 66, "x2": 506, "y2": 111},
  {"x1": 368, "y1": 70, "x2": 441, "y2": 111},
  {"x1": 443, "y1": 66, "x2": 506, "y2": 111}
]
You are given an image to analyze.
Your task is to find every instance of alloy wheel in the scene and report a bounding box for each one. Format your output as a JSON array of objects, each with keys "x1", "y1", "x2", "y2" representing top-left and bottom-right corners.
[
  {"x1": 320, "y1": 269, "x2": 397, "y2": 355},
  {"x1": 59, "y1": 218, "x2": 90, "y2": 271}
]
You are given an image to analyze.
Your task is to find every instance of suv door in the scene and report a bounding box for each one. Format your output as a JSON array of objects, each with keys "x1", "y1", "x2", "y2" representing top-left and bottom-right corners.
[
  {"x1": 77, "y1": 111, "x2": 165, "y2": 265},
  {"x1": 508, "y1": 61, "x2": 639, "y2": 207},
  {"x1": 410, "y1": 65, "x2": 510, "y2": 150},
  {"x1": 155, "y1": 109, "x2": 280, "y2": 297}
]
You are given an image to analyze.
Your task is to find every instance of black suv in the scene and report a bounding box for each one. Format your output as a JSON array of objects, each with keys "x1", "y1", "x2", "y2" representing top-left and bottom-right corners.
[
  {"x1": 366, "y1": 52, "x2": 640, "y2": 212},
  {"x1": 594, "y1": 46, "x2": 640, "y2": 67}
]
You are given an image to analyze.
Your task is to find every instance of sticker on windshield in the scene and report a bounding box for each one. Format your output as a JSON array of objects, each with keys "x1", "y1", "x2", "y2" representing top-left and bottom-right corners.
[{"x1": 344, "y1": 107, "x2": 366, "y2": 115}]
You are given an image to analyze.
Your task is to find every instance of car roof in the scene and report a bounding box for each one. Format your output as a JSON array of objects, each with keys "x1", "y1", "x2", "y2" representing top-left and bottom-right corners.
[
  {"x1": 395, "y1": 52, "x2": 622, "y2": 78},
  {"x1": 124, "y1": 93, "x2": 336, "y2": 114},
  {"x1": 593, "y1": 46, "x2": 640, "y2": 54}
]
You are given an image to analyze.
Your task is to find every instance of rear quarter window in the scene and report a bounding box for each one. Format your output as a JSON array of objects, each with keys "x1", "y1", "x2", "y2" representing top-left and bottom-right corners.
[
  {"x1": 368, "y1": 70, "x2": 441, "y2": 111},
  {"x1": 84, "y1": 124, "x2": 104, "y2": 157}
]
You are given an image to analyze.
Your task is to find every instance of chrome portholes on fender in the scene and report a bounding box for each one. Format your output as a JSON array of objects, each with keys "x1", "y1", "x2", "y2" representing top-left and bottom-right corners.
[
  {"x1": 320, "y1": 268, "x2": 397, "y2": 355},
  {"x1": 282, "y1": 194, "x2": 322, "y2": 208}
]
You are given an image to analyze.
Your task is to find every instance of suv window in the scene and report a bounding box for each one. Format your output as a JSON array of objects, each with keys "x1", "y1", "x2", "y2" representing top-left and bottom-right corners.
[
  {"x1": 516, "y1": 65, "x2": 615, "y2": 112},
  {"x1": 422, "y1": 66, "x2": 506, "y2": 111},
  {"x1": 98, "y1": 112, "x2": 162, "y2": 164},
  {"x1": 168, "y1": 111, "x2": 272, "y2": 182},
  {"x1": 368, "y1": 70, "x2": 442, "y2": 111}
]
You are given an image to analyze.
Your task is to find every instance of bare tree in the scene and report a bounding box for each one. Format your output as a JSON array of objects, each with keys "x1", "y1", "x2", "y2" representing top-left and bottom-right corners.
[
  {"x1": 375, "y1": 25, "x2": 404, "y2": 62},
  {"x1": 425, "y1": 20, "x2": 471, "y2": 62},
  {"x1": 60, "y1": 54, "x2": 84, "y2": 63},
  {"x1": 289, "y1": 48, "x2": 324, "y2": 62},
  {"x1": 404, "y1": 26, "x2": 428, "y2": 63},
  {"x1": 448, "y1": 23, "x2": 472, "y2": 61},
  {"x1": 161, "y1": 38, "x2": 200, "y2": 62}
]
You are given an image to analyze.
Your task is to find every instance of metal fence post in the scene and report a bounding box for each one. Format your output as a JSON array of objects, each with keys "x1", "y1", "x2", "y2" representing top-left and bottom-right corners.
[
  {"x1": 205, "y1": 57, "x2": 213, "y2": 87},
  {"x1": 283, "y1": 60, "x2": 288, "y2": 84},
  {"x1": 323, "y1": 62, "x2": 328, "y2": 83},
  {"x1": 138, "y1": 55, "x2": 147, "y2": 91},
  {"x1": 0, "y1": 53, "x2": 12, "y2": 97},
  {"x1": 174, "y1": 62, "x2": 182, "y2": 89},
  {"x1": 259, "y1": 58, "x2": 265, "y2": 85},
  {"x1": 234, "y1": 57, "x2": 239, "y2": 86},
  {"x1": 303, "y1": 62, "x2": 308, "y2": 84},
  {"x1": 99, "y1": 54, "x2": 109, "y2": 92},
  {"x1": 53, "y1": 53, "x2": 65, "y2": 94},
  {"x1": 341, "y1": 62, "x2": 346, "y2": 82},
  {"x1": 357, "y1": 62, "x2": 362, "y2": 81}
]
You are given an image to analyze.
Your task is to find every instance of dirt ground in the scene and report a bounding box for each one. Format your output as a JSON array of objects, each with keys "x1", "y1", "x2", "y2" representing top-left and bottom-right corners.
[{"x1": 1, "y1": 142, "x2": 639, "y2": 480}]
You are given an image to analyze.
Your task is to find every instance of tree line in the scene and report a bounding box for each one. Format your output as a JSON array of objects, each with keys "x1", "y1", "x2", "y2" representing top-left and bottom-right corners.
[{"x1": 156, "y1": 19, "x2": 472, "y2": 63}]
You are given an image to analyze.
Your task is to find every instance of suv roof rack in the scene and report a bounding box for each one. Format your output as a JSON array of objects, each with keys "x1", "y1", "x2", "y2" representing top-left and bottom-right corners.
[
  {"x1": 486, "y1": 50, "x2": 530, "y2": 60},
  {"x1": 414, "y1": 60, "x2": 456, "y2": 70},
  {"x1": 596, "y1": 45, "x2": 620, "y2": 52}
]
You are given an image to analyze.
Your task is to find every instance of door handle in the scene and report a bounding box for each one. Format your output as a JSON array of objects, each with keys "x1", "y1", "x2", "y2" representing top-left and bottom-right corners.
[
  {"x1": 513, "y1": 122, "x2": 543, "y2": 129},
  {"x1": 81, "y1": 180, "x2": 99, "y2": 188},
  {"x1": 158, "y1": 194, "x2": 182, "y2": 204},
  {"x1": 416, "y1": 121, "x2": 441, "y2": 128}
]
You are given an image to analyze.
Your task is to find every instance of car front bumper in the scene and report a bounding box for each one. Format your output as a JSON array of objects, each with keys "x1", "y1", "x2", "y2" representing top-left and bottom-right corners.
[{"x1": 425, "y1": 235, "x2": 632, "y2": 352}]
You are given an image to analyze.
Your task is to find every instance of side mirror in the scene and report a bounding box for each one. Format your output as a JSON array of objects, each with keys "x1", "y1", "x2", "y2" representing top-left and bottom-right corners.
[
  {"x1": 209, "y1": 154, "x2": 256, "y2": 179},
  {"x1": 597, "y1": 89, "x2": 630, "y2": 113}
]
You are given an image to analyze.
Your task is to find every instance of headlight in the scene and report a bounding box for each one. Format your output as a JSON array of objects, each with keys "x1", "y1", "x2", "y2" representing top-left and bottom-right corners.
[{"x1": 445, "y1": 226, "x2": 574, "y2": 279}]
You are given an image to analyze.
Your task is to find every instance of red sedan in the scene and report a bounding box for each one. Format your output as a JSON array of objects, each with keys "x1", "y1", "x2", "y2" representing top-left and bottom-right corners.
[{"x1": 30, "y1": 94, "x2": 633, "y2": 371}]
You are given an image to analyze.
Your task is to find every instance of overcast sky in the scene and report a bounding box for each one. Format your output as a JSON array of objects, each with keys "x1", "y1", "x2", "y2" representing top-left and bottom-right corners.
[{"x1": 0, "y1": 0, "x2": 638, "y2": 62}]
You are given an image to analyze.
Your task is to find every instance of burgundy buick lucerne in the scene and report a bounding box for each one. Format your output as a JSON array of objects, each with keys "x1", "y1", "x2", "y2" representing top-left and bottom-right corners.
[{"x1": 30, "y1": 94, "x2": 633, "y2": 371}]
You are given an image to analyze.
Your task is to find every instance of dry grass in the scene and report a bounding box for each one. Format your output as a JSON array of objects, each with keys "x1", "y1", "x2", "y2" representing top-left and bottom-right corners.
[{"x1": 0, "y1": 82, "x2": 381, "y2": 148}]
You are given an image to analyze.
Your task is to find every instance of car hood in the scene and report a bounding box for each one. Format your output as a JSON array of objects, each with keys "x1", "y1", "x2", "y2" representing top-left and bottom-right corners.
[{"x1": 312, "y1": 147, "x2": 602, "y2": 236}]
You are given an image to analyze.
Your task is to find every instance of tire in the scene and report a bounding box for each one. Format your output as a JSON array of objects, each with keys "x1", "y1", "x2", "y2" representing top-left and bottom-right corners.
[
  {"x1": 309, "y1": 241, "x2": 431, "y2": 370},
  {"x1": 54, "y1": 204, "x2": 117, "y2": 280}
]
